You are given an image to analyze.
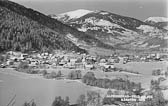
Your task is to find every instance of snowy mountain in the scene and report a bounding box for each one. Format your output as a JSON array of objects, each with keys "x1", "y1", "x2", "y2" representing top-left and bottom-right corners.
[
  {"x1": 1, "y1": 1, "x2": 118, "y2": 55},
  {"x1": 51, "y1": 10, "x2": 168, "y2": 52},
  {"x1": 144, "y1": 17, "x2": 168, "y2": 30},
  {"x1": 52, "y1": 9, "x2": 93, "y2": 22},
  {"x1": 145, "y1": 17, "x2": 168, "y2": 23}
]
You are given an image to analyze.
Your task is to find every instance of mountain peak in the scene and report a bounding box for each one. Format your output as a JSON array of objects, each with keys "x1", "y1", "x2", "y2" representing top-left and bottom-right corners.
[
  {"x1": 58, "y1": 9, "x2": 93, "y2": 19},
  {"x1": 145, "y1": 17, "x2": 168, "y2": 23}
]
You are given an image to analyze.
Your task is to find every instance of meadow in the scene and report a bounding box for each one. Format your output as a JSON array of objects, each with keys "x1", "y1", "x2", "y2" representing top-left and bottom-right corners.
[{"x1": 0, "y1": 61, "x2": 167, "y2": 106}]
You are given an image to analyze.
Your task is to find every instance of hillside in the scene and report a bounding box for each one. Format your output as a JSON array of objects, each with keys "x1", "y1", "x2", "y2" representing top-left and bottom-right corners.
[
  {"x1": 145, "y1": 17, "x2": 168, "y2": 23},
  {"x1": 52, "y1": 9, "x2": 168, "y2": 52},
  {"x1": 1, "y1": 0, "x2": 167, "y2": 55},
  {"x1": 0, "y1": 6, "x2": 88, "y2": 53},
  {"x1": 0, "y1": 0, "x2": 115, "y2": 54},
  {"x1": 0, "y1": 0, "x2": 114, "y2": 52},
  {"x1": 52, "y1": 9, "x2": 93, "y2": 22},
  {"x1": 145, "y1": 17, "x2": 168, "y2": 30}
]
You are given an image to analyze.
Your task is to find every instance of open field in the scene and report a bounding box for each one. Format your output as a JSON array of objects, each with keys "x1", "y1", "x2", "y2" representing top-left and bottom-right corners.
[
  {"x1": 115, "y1": 61, "x2": 168, "y2": 89},
  {"x1": 46, "y1": 61, "x2": 168, "y2": 89},
  {"x1": 0, "y1": 69, "x2": 90, "y2": 106},
  {"x1": 0, "y1": 61, "x2": 168, "y2": 106}
]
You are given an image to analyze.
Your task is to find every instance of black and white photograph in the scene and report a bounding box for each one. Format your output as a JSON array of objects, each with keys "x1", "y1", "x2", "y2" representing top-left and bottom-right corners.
[{"x1": 0, "y1": 0, "x2": 168, "y2": 106}]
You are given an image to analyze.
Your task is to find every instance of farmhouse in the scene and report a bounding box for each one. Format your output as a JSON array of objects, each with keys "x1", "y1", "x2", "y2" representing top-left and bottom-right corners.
[{"x1": 104, "y1": 63, "x2": 114, "y2": 69}]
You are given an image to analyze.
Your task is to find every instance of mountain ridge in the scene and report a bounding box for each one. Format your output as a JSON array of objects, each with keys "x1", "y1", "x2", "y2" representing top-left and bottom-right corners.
[
  {"x1": 0, "y1": 0, "x2": 115, "y2": 54},
  {"x1": 0, "y1": 5, "x2": 88, "y2": 53},
  {"x1": 144, "y1": 17, "x2": 168, "y2": 30},
  {"x1": 54, "y1": 9, "x2": 93, "y2": 22},
  {"x1": 1, "y1": 1, "x2": 167, "y2": 55},
  {"x1": 145, "y1": 17, "x2": 168, "y2": 23},
  {"x1": 52, "y1": 9, "x2": 168, "y2": 52}
]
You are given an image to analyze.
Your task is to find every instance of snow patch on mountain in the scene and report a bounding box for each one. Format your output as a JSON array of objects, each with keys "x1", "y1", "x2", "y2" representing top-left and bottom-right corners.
[
  {"x1": 66, "y1": 33, "x2": 78, "y2": 43},
  {"x1": 137, "y1": 25, "x2": 155, "y2": 33},
  {"x1": 77, "y1": 17, "x2": 139, "y2": 37},
  {"x1": 163, "y1": 26, "x2": 168, "y2": 30},
  {"x1": 99, "y1": 12, "x2": 109, "y2": 15},
  {"x1": 164, "y1": 36, "x2": 168, "y2": 39},
  {"x1": 78, "y1": 27, "x2": 87, "y2": 32},
  {"x1": 95, "y1": 19, "x2": 117, "y2": 26},
  {"x1": 84, "y1": 17, "x2": 122, "y2": 28},
  {"x1": 52, "y1": 9, "x2": 168, "y2": 50},
  {"x1": 57, "y1": 9, "x2": 93, "y2": 19},
  {"x1": 149, "y1": 45, "x2": 160, "y2": 48},
  {"x1": 145, "y1": 17, "x2": 168, "y2": 23}
]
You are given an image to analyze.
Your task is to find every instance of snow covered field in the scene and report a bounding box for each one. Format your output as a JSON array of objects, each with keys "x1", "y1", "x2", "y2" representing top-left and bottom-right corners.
[
  {"x1": 0, "y1": 69, "x2": 90, "y2": 106},
  {"x1": 0, "y1": 61, "x2": 167, "y2": 106}
]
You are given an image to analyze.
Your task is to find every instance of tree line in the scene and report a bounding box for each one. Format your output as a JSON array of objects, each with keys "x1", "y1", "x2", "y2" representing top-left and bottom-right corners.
[
  {"x1": 0, "y1": 6, "x2": 86, "y2": 53},
  {"x1": 82, "y1": 72, "x2": 142, "y2": 93}
]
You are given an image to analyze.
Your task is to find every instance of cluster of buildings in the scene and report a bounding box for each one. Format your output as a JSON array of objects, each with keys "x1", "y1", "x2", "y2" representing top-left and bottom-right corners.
[{"x1": 0, "y1": 51, "x2": 167, "y2": 71}]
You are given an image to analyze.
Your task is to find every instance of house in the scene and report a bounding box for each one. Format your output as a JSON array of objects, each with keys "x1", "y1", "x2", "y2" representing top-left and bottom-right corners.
[
  {"x1": 69, "y1": 58, "x2": 78, "y2": 64},
  {"x1": 75, "y1": 63, "x2": 84, "y2": 69},
  {"x1": 104, "y1": 63, "x2": 114, "y2": 69},
  {"x1": 99, "y1": 62, "x2": 106, "y2": 67},
  {"x1": 100, "y1": 58, "x2": 106, "y2": 63},
  {"x1": 85, "y1": 64, "x2": 94, "y2": 70},
  {"x1": 6, "y1": 59, "x2": 14, "y2": 65},
  {"x1": 29, "y1": 59, "x2": 39, "y2": 67},
  {"x1": 108, "y1": 58, "x2": 115, "y2": 63}
]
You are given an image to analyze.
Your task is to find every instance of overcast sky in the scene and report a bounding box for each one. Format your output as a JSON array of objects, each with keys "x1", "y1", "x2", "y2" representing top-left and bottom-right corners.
[{"x1": 10, "y1": 0, "x2": 167, "y2": 21}]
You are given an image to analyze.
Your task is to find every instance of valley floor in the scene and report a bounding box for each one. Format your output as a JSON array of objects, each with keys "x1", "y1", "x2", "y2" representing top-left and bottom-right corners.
[{"x1": 0, "y1": 61, "x2": 168, "y2": 106}]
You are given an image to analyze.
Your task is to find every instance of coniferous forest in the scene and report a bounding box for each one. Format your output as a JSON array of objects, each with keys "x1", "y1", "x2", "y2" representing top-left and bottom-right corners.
[{"x1": 0, "y1": 6, "x2": 88, "y2": 53}]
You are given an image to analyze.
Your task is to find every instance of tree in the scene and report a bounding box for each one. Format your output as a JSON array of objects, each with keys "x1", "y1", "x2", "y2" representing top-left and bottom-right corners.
[
  {"x1": 0, "y1": 55, "x2": 5, "y2": 63},
  {"x1": 152, "y1": 69, "x2": 161, "y2": 76},
  {"x1": 23, "y1": 102, "x2": 30, "y2": 106},
  {"x1": 67, "y1": 71, "x2": 75, "y2": 79},
  {"x1": 23, "y1": 101, "x2": 36, "y2": 106},
  {"x1": 82, "y1": 72, "x2": 96, "y2": 84},
  {"x1": 87, "y1": 91, "x2": 102, "y2": 106},
  {"x1": 82, "y1": 72, "x2": 141, "y2": 92},
  {"x1": 31, "y1": 101, "x2": 36, "y2": 106},
  {"x1": 103, "y1": 97, "x2": 115, "y2": 105},
  {"x1": 165, "y1": 71, "x2": 168, "y2": 77},
  {"x1": 150, "y1": 80, "x2": 160, "y2": 91},
  {"x1": 107, "y1": 89, "x2": 113, "y2": 96},
  {"x1": 40, "y1": 70, "x2": 48, "y2": 76},
  {"x1": 57, "y1": 70, "x2": 62, "y2": 77},
  {"x1": 77, "y1": 94, "x2": 87, "y2": 106},
  {"x1": 64, "y1": 96, "x2": 69, "y2": 106},
  {"x1": 76, "y1": 70, "x2": 82, "y2": 79},
  {"x1": 67, "y1": 70, "x2": 82, "y2": 80},
  {"x1": 0, "y1": 2, "x2": 88, "y2": 54},
  {"x1": 52, "y1": 96, "x2": 62, "y2": 106},
  {"x1": 49, "y1": 71, "x2": 57, "y2": 78},
  {"x1": 139, "y1": 90, "x2": 167, "y2": 106},
  {"x1": 52, "y1": 96, "x2": 69, "y2": 106},
  {"x1": 17, "y1": 62, "x2": 29, "y2": 70},
  {"x1": 152, "y1": 90, "x2": 166, "y2": 106},
  {"x1": 139, "y1": 79, "x2": 167, "y2": 106}
]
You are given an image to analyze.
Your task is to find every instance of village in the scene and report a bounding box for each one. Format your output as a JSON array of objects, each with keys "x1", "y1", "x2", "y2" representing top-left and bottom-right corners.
[{"x1": 0, "y1": 50, "x2": 167, "y2": 71}]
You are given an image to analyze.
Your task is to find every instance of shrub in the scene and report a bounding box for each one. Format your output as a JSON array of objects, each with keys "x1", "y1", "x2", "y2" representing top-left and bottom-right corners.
[
  {"x1": 23, "y1": 100, "x2": 36, "y2": 106},
  {"x1": 67, "y1": 70, "x2": 82, "y2": 80},
  {"x1": 76, "y1": 94, "x2": 87, "y2": 106},
  {"x1": 152, "y1": 69, "x2": 161, "y2": 76},
  {"x1": 38, "y1": 70, "x2": 48, "y2": 76},
  {"x1": 52, "y1": 96, "x2": 69, "y2": 106},
  {"x1": 57, "y1": 70, "x2": 62, "y2": 77},
  {"x1": 82, "y1": 72, "x2": 142, "y2": 92},
  {"x1": 50, "y1": 71, "x2": 57, "y2": 78},
  {"x1": 44, "y1": 71, "x2": 57, "y2": 79},
  {"x1": 17, "y1": 62, "x2": 29, "y2": 70}
]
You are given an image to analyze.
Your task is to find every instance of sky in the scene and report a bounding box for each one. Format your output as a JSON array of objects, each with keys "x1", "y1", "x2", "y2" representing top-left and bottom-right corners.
[{"x1": 10, "y1": 0, "x2": 168, "y2": 21}]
